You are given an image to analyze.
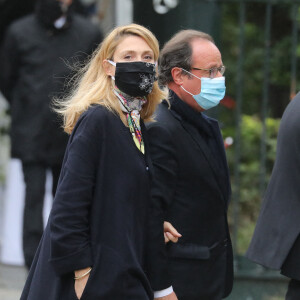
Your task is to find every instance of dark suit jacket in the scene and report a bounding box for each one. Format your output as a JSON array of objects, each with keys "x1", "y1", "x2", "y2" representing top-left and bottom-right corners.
[
  {"x1": 247, "y1": 92, "x2": 300, "y2": 281},
  {"x1": 146, "y1": 92, "x2": 233, "y2": 300},
  {"x1": 21, "y1": 105, "x2": 154, "y2": 300}
]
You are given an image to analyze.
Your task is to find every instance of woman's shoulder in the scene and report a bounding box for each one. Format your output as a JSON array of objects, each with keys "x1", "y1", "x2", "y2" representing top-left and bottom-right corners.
[
  {"x1": 82, "y1": 104, "x2": 119, "y2": 124},
  {"x1": 82, "y1": 104, "x2": 110, "y2": 119},
  {"x1": 72, "y1": 104, "x2": 116, "y2": 138}
]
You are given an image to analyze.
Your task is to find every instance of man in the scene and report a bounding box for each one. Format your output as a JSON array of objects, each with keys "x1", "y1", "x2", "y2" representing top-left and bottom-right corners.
[
  {"x1": 247, "y1": 93, "x2": 300, "y2": 300},
  {"x1": 0, "y1": 0, "x2": 35, "y2": 46},
  {"x1": 0, "y1": 0, "x2": 102, "y2": 269},
  {"x1": 146, "y1": 30, "x2": 233, "y2": 300}
]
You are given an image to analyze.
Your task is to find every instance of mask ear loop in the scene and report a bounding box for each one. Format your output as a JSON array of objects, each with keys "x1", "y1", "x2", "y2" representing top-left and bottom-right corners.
[
  {"x1": 107, "y1": 59, "x2": 116, "y2": 80},
  {"x1": 180, "y1": 85, "x2": 195, "y2": 96},
  {"x1": 107, "y1": 59, "x2": 116, "y2": 66},
  {"x1": 180, "y1": 68, "x2": 201, "y2": 96}
]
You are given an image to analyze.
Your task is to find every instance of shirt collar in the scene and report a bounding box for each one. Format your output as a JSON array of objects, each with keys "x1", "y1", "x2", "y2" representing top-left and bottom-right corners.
[{"x1": 54, "y1": 16, "x2": 67, "y2": 29}]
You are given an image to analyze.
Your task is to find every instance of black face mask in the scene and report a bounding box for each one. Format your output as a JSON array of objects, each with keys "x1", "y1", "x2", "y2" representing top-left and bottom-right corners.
[
  {"x1": 35, "y1": 0, "x2": 69, "y2": 30},
  {"x1": 109, "y1": 61, "x2": 157, "y2": 97}
]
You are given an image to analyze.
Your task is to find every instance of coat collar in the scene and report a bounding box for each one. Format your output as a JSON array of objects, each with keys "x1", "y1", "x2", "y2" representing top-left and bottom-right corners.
[
  {"x1": 168, "y1": 90, "x2": 213, "y2": 137},
  {"x1": 168, "y1": 90, "x2": 231, "y2": 207}
]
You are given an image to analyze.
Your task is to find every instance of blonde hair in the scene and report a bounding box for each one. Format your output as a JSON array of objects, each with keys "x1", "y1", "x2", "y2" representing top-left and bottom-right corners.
[{"x1": 55, "y1": 23, "x2": 167, "y2": 134}]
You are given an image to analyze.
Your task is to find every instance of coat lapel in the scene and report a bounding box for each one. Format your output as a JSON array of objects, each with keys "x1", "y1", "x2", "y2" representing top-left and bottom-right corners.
[
  {"x1": 141, "y1": 121, "x2": 154, "y2": 180},
  {"x1": 206, "y1": 118, "x2": 231, "y2": 206},
  {"x1": 172, "y1": 110, "x2": 229, "y2": 207}
]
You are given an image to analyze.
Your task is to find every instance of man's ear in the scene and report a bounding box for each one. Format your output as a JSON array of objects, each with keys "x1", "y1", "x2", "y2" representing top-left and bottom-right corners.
[
  {"x1": 171, "y1": 67, "x2": 185, "y2": 85},
  {"x1": 103, "y1": 60, "x2": 115, "y2": 77}
]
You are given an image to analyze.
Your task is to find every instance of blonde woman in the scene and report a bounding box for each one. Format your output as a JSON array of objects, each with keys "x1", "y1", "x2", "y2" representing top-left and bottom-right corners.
[{"x1": 20, "y1": 24, "x2": 177, "y2": 300}]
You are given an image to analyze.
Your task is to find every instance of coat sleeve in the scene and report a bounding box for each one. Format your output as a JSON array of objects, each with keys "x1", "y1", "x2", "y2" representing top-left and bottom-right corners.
[
  {"x1": 49, "y1": 109, "x2": 102, "y2": 275},
  {"x1": 0, "y1": 25, "x2": 20, "y2": 102},
  {"x1": 146, "y1": 122, "x2": 178, "y2": 291}
]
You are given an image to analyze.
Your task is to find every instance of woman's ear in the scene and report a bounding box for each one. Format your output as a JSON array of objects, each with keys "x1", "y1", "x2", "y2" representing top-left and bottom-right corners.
[
  {"x1": 103, "y1": 60, "x2": 115, "y2": 77},
  {"x1": 171, "y1": 67, "x2": 185, "y2": 85}
]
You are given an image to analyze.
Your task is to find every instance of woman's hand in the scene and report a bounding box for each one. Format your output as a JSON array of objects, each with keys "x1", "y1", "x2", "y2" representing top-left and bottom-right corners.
[
  {"x1": 164, "y1": 221, "x2": 182, "y2": 243},
  {"x1": 74, "y1": 267, "x2": 91, "y2": 299}
]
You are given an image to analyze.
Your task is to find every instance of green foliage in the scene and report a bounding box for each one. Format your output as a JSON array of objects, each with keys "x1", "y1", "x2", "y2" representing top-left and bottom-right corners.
[
  {"x1": 220, "y1": 2, "x2": 300, "y2": 117},
  {"x1": 218, "y1": 1, "x2": 299, "y2": 255},
  {"x1": 223, "y1": 115, "x2": 280, "y2": 254}
]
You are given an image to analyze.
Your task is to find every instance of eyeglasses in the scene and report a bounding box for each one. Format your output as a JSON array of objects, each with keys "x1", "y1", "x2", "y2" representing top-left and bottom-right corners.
[{"x1": 192, "y1": 65, "x2": 226, "y2": 79}]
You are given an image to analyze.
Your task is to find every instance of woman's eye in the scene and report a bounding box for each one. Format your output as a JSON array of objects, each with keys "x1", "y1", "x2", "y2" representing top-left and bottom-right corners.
[
  {"x1": 144, "y1": 56, "x2": 153, "y2": 61},
  {"x1": 124, "y1": 55, "x2": 132, "y2": 60}
]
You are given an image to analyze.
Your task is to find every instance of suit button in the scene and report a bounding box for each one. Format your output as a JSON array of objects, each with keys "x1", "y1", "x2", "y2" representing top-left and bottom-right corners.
[{"x1": 146, "y1": 166, "x2": 149, "y2": 171}]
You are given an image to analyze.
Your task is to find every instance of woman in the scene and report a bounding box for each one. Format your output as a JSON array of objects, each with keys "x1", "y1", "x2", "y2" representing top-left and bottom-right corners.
[{"x1": 20, "y1": 23, "x2": 170, "y2": 300}]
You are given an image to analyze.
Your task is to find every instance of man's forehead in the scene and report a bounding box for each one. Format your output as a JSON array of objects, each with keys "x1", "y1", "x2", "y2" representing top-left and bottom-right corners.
[
  {"x1": 191, "y1": 39, "x2": 221, "y2": 63},
  {"x1": 190, "y1": 38, "x2": 216, "y2": 51}
]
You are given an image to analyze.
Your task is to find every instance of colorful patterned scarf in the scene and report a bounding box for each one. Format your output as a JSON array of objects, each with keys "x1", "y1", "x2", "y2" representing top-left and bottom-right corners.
[{"x1": 114, "y1": 87, "x2": 147, "y2": 154}]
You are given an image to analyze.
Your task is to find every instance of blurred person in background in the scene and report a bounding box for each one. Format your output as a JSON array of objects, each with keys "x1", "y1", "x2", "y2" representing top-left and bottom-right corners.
[
  {"x1": 0, "y1": 0, "x2": 102, "y2": 270},
  {"x1": 20, "y1": 23, "x2": 177, "y2": 300},
  {"x1": 0, "y1": 0, "x2": 36, "y2": 47},
  {"x1": 146, "y1": 29, "x2": 233, "y2": 300},
  {"x1": 247, "y1": 93, "x2": 300, "y2": 300},
  {"x1": 0, "y1": 0, "x2": 86, "y2": 47}
]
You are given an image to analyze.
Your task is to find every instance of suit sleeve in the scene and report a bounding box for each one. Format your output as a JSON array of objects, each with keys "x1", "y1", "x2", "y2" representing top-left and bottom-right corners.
[
  {"x1": 146, "y1": 123, "x2": 178, "y2": 291},
  {"x1": 49, "y1": 110, "x2": 102, "y2": 275},
  {"x1": 0, "y1": 26, "x2": 20, "y2": 102}
]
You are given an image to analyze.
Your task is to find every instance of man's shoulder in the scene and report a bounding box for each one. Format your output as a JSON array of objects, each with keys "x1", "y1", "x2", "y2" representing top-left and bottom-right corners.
[
  {"x1": 146, "y1": 101, "x2": 181, "y2": 142},
  {"x1": 278, "y1": 92, "x2": 300, "y2": 139},
  {"x1": 150, "y1": 100, "x2": 178, "y2": 126},
  {"x1": 285, "y1": 92, "x2": 300, "y2": 114},
  {"x1": 8, "y1": 14, "x2": 35, "y2": 34}
]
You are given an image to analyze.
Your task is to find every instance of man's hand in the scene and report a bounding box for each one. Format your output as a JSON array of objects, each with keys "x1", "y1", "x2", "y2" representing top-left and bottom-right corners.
[
  {"x1": 164, "y1": 221, "x2": 182, "y2": 243},
  {"x1": 154, "y1": 291, "x2": 178, "y2": 300}
]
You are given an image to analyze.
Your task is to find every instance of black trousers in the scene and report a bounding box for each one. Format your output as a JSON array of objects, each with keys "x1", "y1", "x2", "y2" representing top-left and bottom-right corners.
[
  {"x1": 22, "y1": 162, "x2": 61, "y2": 269},
  {"x1": 286, "y1": 279, "x2": 300, "y2": 300}
]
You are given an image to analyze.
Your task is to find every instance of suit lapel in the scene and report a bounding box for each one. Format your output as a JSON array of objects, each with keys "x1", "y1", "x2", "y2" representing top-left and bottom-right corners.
[
  {"x1": 175, "y1": 113, "x2": 229, "y2": 207},
  {"x1": 207, "y1": 118, "x2": 231, "y2": 206}
]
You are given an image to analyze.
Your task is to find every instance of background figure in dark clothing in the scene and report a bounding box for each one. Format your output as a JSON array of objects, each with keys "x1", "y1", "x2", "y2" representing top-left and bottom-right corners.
[
  {"x1": 0, "y1": 0, "x2": 36, "y2": 47},
  {"x1": 0, "y1": 0, "x2": 102, "y2": 269},
  {"x1": 247, "y1": 93, "x2": 300, "y2": 300},
  {"x1": 0, "y1": 0, "x2": 86, "y2": 47}
]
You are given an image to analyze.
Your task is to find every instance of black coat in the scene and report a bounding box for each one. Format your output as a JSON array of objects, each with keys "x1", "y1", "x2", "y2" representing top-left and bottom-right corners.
[
  {"x1": 0, "y1": 14, "x2": 102, "y2": 164},
  {"x1": 246, "y1": 92, "x2": 300, "y2": 280},
  {"x1": 145, "y1": 92, "x2": 233, "y2": 300},
  {"x1": 0, "y1": 0, "x2": 35, "y2": 46},
  {"x1": 20, "y1": 105, "x2": 154, "y2": 300}
]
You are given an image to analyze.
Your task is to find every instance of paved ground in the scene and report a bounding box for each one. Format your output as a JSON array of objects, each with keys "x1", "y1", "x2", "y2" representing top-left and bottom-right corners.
[{"x1": 0, "y1": 263, "x2": 27, "y2": 300}]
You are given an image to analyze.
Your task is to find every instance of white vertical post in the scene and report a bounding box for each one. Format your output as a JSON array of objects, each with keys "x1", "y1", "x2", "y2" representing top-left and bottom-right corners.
[{"x1": 115, "y1": 0, "x2": 133, "y2": 26}]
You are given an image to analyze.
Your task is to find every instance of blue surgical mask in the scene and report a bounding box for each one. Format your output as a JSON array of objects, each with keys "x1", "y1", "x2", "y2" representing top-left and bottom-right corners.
[{"x1": 180, "y1": 68, "x2": 226, "y2": 110}]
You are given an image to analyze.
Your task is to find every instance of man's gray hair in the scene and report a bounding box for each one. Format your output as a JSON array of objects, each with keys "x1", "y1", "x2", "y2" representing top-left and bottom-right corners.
[{"x1": 158, "y1": 30, "x2": 214, "y2": 86}]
